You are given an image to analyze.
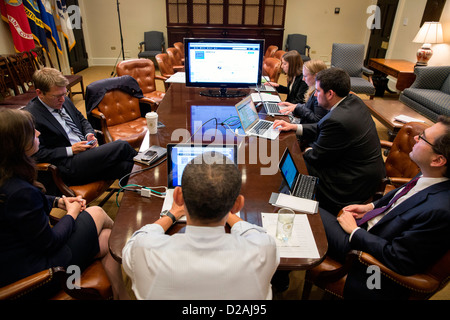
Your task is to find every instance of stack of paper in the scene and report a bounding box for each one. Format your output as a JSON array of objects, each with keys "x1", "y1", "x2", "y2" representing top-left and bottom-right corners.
[
  {"x1": 250, "y1": 93, "x2": 281, "y2": 103},
  {"x1": 394, "y1": 114, "x2": 425, "y2": 123},
  {"x1": 261, "y1": 213, "x2": 320, "y2": 258}
]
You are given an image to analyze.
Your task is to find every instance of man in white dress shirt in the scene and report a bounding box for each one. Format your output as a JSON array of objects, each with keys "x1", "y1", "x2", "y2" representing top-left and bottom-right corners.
[{"x1": 122, "y1": 152, "x2": 280, "y2": 300}]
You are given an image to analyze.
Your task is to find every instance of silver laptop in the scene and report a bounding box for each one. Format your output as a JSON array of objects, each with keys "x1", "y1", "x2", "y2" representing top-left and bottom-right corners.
[
  {"x1": 161, "y1": 143, "x2": 238, "y2": 221},
  {"x1": 235, "y1": 95, "x2": 280, "y2": 140},
  {"x1": 263, "y1": 102, "x2": 284, "y2": 116}
]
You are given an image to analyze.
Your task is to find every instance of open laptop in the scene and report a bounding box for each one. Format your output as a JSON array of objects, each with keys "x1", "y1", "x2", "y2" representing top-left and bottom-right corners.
[
  {"x1": 162, "y1": 143, "x2": 238, "y2": 221},
  {"x1": 279, "y1": 148, "x2": 319, "y2": 200},
  {"x1": 235, "y1": 95, "x2": 280, "y2": 140}
]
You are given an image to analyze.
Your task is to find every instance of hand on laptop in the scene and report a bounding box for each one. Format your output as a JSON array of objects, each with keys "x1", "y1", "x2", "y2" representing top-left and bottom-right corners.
[
  {"x1": 273, "y1": 119, "x2": 297, "y2": 132},
  {"x1": 278, "y1": 102, "x2": 296, "y2": 115}
]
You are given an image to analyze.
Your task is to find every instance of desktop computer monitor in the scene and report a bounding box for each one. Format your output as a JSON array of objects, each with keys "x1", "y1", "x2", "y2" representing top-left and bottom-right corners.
[{"x1": 184, "y1": 38, "x2": 264, "y2": 97}]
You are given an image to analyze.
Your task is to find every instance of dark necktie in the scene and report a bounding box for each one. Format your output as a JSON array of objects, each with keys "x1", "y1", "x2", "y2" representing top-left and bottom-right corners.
[
  {"x1": 357, "y1": 176, "x2": 420, "y2": 226},
  {"x1": 55, "y1": 108, "x2": 84, "y2": 141}
]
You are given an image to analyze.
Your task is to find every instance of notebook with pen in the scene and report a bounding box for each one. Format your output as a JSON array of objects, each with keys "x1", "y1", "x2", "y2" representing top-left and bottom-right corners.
[
  {"x1": 161, "y1": 143, "x2": 238, "y2": 221},
  {"x1": 235, "y1": 95, "x2": 280, "y2": 140}
]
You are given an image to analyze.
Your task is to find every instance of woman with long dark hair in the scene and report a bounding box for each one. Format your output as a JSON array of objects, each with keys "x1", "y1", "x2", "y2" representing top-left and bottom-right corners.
[{"x1": 0, "y1": 108, "x2": 128, "y2": 299}]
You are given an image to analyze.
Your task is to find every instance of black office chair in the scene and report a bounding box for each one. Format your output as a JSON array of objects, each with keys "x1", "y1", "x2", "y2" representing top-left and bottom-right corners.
[
  {"x1": 285, "y1": 34, "x2": 311, "y2": 62},
  {"x1": 138, "y1": 31, "x2": 165, "y2": 65}
]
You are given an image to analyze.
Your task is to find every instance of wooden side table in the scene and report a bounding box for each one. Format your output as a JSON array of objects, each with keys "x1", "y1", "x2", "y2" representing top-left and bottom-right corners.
[{"x1": 368, "y1": 58, "x2": 416, "y2": 92}]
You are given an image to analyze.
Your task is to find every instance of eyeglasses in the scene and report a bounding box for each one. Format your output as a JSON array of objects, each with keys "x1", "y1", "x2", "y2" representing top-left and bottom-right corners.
[
  {"x1": 418, "y1": 132, "x2": 435, "y2": 147},
  {"x1": 47, "y1": 91, "x2": 68, "y2": 99}
]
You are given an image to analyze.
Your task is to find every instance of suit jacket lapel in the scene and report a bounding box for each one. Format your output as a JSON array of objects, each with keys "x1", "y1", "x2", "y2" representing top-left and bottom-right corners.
[
  {"x1": 34, "y1": 99, "x2": 71, "y2": 142},
  {"x1": 371, "y1": 180, "x2": 450, "y2": 229}
]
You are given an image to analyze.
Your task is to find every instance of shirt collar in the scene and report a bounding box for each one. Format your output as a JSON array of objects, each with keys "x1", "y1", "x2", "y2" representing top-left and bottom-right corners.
[{"x1": 329, "y1": 96, "x2": 347, "y2": 112}]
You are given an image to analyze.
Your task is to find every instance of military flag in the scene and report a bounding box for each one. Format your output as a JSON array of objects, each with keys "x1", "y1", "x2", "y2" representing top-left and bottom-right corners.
[{"x1": 0, "y1": 0, "x2": 35, "y2": 52}]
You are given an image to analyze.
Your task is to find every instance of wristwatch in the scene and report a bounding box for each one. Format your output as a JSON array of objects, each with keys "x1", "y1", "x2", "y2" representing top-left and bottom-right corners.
[{"x1": 160, "y1": 210, "x2": 177, "y2": 225}]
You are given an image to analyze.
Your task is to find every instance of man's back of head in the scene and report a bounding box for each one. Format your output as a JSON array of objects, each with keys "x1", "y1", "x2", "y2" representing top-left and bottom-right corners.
[{"x1": 181, "y1": 151, "x2": 242, "y2": 223}]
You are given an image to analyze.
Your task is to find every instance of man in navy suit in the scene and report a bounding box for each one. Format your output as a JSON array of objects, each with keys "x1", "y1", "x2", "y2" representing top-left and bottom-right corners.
[
  {"x1": 25, "y1": 68, "x2": 137, "y2": 188},
  {"x1": 274, "y1": 68, "x2": 386, "y2": 214},
  {"x1": 321, "y1": 115, "x2": 450, "y2": 299}
]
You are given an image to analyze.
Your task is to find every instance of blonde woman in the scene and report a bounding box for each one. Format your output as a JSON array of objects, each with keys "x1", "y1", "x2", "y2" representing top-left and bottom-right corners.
[{"x1": 278, "y1": 59, "x2": 328, "y2": 124}]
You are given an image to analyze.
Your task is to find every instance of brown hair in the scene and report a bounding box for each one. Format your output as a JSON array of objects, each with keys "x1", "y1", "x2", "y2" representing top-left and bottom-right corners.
[
  {"x1": 32, "y1": 67, "x2": 69, "y2": 93},
  {"x1": 282, "y1": 50, "x2": 303, "y2": 84},
  {"x1": 0, "y1": 108, "x2": 37, "y2": 187}
]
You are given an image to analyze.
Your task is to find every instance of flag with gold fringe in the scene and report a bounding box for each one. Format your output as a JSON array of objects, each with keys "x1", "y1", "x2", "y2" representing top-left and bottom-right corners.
[
  {"x1": 53, "y1": 0, "x2": 75, "y2": 51},
  {"x1": 0, "y1": 0, "x2": 35, "y2": 52},
  {"x1": 36, "y1": 0, "x2": 61, "y2": 54},
  {"x1": 23, "y1": 0, "x2": 48, "y2": 50}
]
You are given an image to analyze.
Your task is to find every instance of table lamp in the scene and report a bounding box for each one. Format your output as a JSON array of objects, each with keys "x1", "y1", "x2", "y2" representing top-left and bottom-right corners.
[{"x1": 413, "y1": 21, "x2": 443, "y2": 66}]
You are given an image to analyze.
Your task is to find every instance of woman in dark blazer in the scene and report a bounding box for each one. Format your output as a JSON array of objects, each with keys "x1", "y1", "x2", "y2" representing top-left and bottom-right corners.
[
  {"x1": 268, "y1": 50, "x2": 309, "y2": 104},
  {"x1": 279, "y1": 59, "x2": 329, "y2": 124},
  {"x1": 0, "y1": 108, "x2": 128, "y2": 299}
]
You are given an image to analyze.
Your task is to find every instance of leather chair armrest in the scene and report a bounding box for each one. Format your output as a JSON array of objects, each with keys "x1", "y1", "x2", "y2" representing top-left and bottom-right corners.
[
  {"x1": 314, "y1": 250, "x2": 361, "y2": 284},
  {"x1": 90, "y1": 108, "x2": 113, "y2": 144},
  {"x1": 358, "y1": 252, "x2": 440, "y2": 293},
  {"x1": 36, "y1": 163, "x2": 75, "y2": 197},
  {"x1": 388, "y1": 177, "x2": 412, "y2": 187},
  {"x1": 380, "y1": 139, "x2": 393, "y2": 149},
  {"x1": 0, "y1": 269, "x2": 54, "y2": 300}
]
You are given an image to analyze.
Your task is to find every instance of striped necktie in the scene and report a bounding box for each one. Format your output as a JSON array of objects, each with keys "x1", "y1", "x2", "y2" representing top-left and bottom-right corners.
[
  {"x1": 55, "y1": 108, "x2": 85, "y2": 141},
  {"x1": 357, "y1": 176, "x2": 420, "y2": 226}
]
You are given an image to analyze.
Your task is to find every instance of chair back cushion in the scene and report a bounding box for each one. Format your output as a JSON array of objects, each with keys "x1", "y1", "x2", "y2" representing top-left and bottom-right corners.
[
  {"x1": 116, "y1": 59, "x2": 157, "y2": 95},
  {"x1": 97, "y1": 90, "x2": 141, "y2": 127},
  {"x1": 264, "y1": 45, "x2": 278, "y2": 59},
  {"x1": 286, "y1": 34, "x2": 307, "y2": 55},
  {"x1": 144, "y1": 31, "x2": 164, "y2": 51},
  {"x1": 385, "y1": 122, "x2": 428, "y2": 179},
  {"x1": 155, "y1": 53, "x2": 174, "y2": 77},
  {"x1": 262, "y1": 57, "x2": 281, "y2": 82},
  {"x1": 331, "y1": 43, "x2": 365, "y2": 77},
  {"x1": 166, "y1": 47, "x2": 183, "y2": 66}
]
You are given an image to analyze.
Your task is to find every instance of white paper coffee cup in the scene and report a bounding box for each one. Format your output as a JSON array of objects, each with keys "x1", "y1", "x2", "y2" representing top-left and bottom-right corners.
[{"x1": 145, "y1": 112, "x2": 158, "y2": 134}]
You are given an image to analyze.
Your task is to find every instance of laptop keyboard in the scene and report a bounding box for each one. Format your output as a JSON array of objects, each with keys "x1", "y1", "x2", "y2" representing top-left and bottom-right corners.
[
  {"x1": 293, "y1": 175, "x2": 318, "y2": 200},
  {"x1": 265, "y1": 102, "x2": 281, "y2": 114},
  {"x1": 252, "y1": 120, "x2": 272, "y2": 134}
]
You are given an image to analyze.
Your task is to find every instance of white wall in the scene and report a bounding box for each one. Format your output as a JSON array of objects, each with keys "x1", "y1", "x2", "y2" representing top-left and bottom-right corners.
[
  {"x1": 284, "y1": 0, "x2": 374, "y2": 63},
  {"x1": 387, "y1": 0, "x2": 450, "y2": 66}
]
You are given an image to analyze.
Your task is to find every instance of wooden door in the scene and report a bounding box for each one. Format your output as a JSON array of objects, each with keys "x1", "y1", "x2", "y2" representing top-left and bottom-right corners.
[{"x1": 364, "y1": 0, "x2": 399, "y2": 66}]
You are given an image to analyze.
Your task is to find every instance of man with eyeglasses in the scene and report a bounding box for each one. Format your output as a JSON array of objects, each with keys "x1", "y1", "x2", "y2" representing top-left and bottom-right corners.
[
  {"x1": 25, "y1": 68, "x2": 137, "y2": 188},
  {"x1": 319, "y1": 116, "x2": 450, "y2": 299}
]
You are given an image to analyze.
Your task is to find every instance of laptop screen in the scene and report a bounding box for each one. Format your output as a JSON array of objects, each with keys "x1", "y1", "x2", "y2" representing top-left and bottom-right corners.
[
  {"x1": 167, "y1": 144, "x2": 238, "y2": 188},
  {"x1": 279, "y1": 148, "x2": 299, "y2": 191},
  {"x1": 190, "y1": 105, "x2": 239, "y2": 136},
  {"x1": 236, "y1": 96, "x2": 259, "y2": 131}
]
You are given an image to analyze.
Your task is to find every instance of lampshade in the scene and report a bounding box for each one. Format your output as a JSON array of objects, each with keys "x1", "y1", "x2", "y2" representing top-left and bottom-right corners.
[{"x1": 413, "y1": 22, "x2": 444, "y2": 44}]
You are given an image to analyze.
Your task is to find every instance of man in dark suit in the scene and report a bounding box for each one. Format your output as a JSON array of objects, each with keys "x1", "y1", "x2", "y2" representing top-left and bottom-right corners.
[
  {"x1": 321, "y1": 116, "x2": 450, "y2": 299},
  {"x1": 274, "y1": 68, "x2": 385, "y2": 214},
  {"x1": 25, "y1": 68, "x2": 137, "y2": 187}
]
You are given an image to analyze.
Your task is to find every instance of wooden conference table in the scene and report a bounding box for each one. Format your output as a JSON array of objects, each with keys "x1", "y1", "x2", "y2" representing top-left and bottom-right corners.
[{"x1": 108, "y1": 83, "x2": 328, "y2": 271}]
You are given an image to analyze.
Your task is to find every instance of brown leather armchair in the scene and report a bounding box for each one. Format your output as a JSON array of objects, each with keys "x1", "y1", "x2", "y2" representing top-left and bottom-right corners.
[
  {"x1": 263, "y1": 57, "x2": 282, "y2": 82},
  {"x1": 155, "y1": 53, "x2": 175, "y2": 91},
  {"x1": 90, "y1": 89, "x2": 148, "y2": 149},
  {"x1": 173, "y1": 42, "x2": 185, "y2": 63},
  {"x1": 166, "y1": 47, "x2": 184, "y2": 71},
  {"x1": 116, "y1": 58, "x2": 165, "y2": 110},
  {"x1": 264, "y1": 45, "x2": 278, "y2": 60},
  {"x1": 377, "y1": 121, "x2": 428, "y2": 196},
  {"x1": 0, "y1": 260, "x2": 112, "y2": 300},
  {"x1": 274, "y1": 50, "x2": 286, "y2": 61},
  {"x1": 302, "y1": 249, "x2": 450, "y2": 300}
]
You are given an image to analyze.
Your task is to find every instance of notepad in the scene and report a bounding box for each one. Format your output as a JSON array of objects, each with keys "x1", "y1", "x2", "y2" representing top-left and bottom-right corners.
[
  {"x1": 250, "y1": 93, "x2": 281, "y2": 103},
  {"x1": 394, "y1": 114, "x2": 425, "y2": 123},
  {"x1": 269, "y1": 192, "x2": 318, "y2": 214}
]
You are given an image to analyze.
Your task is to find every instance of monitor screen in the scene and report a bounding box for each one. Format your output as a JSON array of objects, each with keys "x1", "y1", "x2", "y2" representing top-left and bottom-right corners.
[
  {"x1": 167, "y1": 144, "x2": 238, "y2": 188},
  {"x1": 184, "y1": 38, "x2": 264, "y2": 97}
]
